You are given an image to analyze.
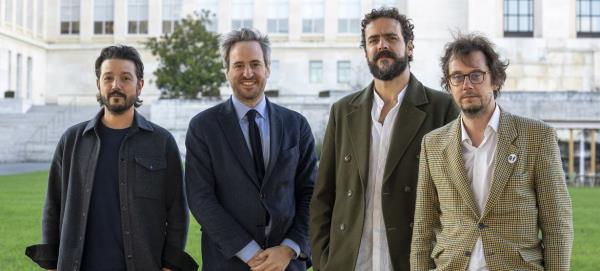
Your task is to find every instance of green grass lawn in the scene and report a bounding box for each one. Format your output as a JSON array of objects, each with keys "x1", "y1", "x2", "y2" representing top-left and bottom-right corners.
[{"x1": 1, "y1": 171, "x2": 598, "y2": 270}]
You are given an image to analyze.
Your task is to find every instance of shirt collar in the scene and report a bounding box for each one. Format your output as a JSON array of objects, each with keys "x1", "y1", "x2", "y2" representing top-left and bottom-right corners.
[
  {"x1": 461, "y1": 104, "x2": 501, "y2": 143},
  {"x1": 83, "y1": 109, "x2": 153, "y2": 135},
  {"x1": 231, "y1": 94, "x2": 268, "y2": 122}
]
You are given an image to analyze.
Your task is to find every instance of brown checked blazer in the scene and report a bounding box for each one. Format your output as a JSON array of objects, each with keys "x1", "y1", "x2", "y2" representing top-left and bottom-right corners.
[{"x1": 410, "y1": 111, "x2": 573, "y2": 271}]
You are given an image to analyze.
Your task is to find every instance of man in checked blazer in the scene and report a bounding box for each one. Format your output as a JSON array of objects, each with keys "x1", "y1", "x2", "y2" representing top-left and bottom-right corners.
[{"x1": 410, "y1": 33, "x2": 573, "y2": 271}]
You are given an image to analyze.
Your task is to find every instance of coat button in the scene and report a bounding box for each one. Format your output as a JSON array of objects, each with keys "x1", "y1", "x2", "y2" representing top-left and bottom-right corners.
[
  {"x1": 478, "y1": 223, "x2": 487, "y2": 229},
  {"x1": 347, "y1": 190, "x2": 352, "y2": 197},
  {"x1": 344, "y1": 154, "x2": 351, "y2": 162},
  {"x1": 409, "y1": 222, "x2": 413, "y2": 229},
  {"x1": 127, "y1": 254, "x2": 133, "y2": 259},
  {"x1": 465, "y1": 251, "x2": 471, "y2": 257},
  {"x1": 416, "y1": 154, "x2": 420, "y2": 159},
  {"x1": 340, "y1": 223, "x2": 345, "y2": 231},
  {"x1": 404, "y1": 186, "x2": 412, "y2": 193}
]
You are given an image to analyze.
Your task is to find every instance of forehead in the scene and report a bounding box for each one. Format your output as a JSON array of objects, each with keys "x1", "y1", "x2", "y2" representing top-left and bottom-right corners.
[
  {"x1": 364, "y1": 18, "x2": 403, "y2": 38},
  {"x1": 448, "y1": 50, "x2": 488, "y2": 73},
  {"x1": 229, "y1": 41, "x2": 264, "y2": 63},
  {"x1": 100, "y1": 58, "x2": 137, "y2": 74}
]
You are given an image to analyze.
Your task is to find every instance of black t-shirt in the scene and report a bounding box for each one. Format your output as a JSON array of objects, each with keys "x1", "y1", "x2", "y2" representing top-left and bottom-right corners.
[{"x1": 81, "y1": 121, "x2": 128, "y2": 271}]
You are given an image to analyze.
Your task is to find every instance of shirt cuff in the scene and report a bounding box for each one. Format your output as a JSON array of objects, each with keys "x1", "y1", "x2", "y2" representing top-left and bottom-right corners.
[
  {"x1": 281, "y1": 238, "x2": 300, "y2": 259},
  {"x1": 236, "y1": 240, "x2": 261, "y2": 263}
]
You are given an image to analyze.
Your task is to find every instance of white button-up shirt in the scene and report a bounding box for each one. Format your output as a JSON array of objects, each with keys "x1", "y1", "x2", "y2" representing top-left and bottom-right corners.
[
  {"x1": 460, "y1": 105, "x2": 500, "y2": 271},
  {"x1": 355, "y1": 86, "x2": 407, "y2": 271}
]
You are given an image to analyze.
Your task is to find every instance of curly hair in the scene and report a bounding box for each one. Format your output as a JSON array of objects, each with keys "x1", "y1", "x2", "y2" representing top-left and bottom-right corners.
[
  {"x1": 440, "y1": 33, "x2": 509, "y2": 98},
  {"x1": 360, "y1": 7, "x2": 414, "y2": 62},
  {"x1": 95, "y1": 45, "x2": 144, "y2": 107}
]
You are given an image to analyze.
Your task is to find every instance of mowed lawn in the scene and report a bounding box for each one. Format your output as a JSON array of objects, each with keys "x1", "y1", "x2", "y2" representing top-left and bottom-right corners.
[{"x1": 1, "y1": 171, "x2": 598, "y2": 270}]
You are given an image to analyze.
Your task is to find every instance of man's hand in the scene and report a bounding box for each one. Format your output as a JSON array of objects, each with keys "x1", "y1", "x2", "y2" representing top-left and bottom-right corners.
[
  {"x1": 250, "y1": 245, "x2": 295, "y2": 271},
  {"x1": 247, "y1": 249, "x2": 266, "y2": 268},
  {"x1": 161, "y1": 268, "x2": 173, "y2": 271}
]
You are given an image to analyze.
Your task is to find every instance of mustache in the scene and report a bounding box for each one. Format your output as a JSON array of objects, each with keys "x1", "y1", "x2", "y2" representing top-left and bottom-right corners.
[
  {"x1": 373, "y1": 50, "x2": 399, "y2": 61},
  {"x1": 108, "y1": 91, "x2": 127, "y2": 99}
]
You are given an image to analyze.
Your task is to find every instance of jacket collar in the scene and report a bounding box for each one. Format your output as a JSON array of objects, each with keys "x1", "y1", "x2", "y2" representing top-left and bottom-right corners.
[{"x1": 83, "y1": 108, "x2": 153, "y2": 135}]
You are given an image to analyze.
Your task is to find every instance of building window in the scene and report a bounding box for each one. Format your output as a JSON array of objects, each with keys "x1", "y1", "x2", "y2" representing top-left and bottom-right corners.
[
  {"x1": 94, "y1": 0, "x2": 114, "y2": 34},
  {"x1": 267, "y1": 0, "x2": 288, "y2": 34},
  {"x1": 373, "y1": 0, "x2": 397, "y2": 8},
  {"x1": 5, "y1": 0, "x2": 13, "y2": 24},
  {"x1": 60, "y1": 0, "x2": 80, "y2": 34},
  {"x1": 37, "y1": 0, "x2": 44, "y2": 35},
  {"x1": 302, "y1": 0, "x2": 324, "y2": 33},
  {"x1": 270, "y1": 60, "x2": 280, "y2": 84},
  {"x1": 198, "y1": 0, "x2": 219, "y2": 32},
  {"x1": 577, "y1": 0, "x2": 600, "y2": 37},
  {"x1": 16, "y1": 0, "x2": 23, "y2": 27},
  {"x1": 16, "y1": 53, "x2": 22, "y2": 96},
  {"x1": 338, "y1": 0, "x2": 360, "y2": 33},
  {"x1": 337, "y1": 61, "x2": 351, "y2": 84},
  {"x1": 27, "y1": 57, "x2": 33, "y2": 99},
  {"x1": 504, "y1": 0, "x2": 533, "y2": 37},
  {"x1": 232, "y1": 0, "x2": 253, "y2": 29},
  {"x1": 128, "y1": 0, "x2": 149, "y2": 34},
  {"x1": 27, "y1": 0, "x2": 34, "y2": 30},
  {"x1": 163, "y1": 0, "x2": 182, "y2": 34},
  {"x1": 309, "y1": 60, "x2": 323, "y2": 84}
]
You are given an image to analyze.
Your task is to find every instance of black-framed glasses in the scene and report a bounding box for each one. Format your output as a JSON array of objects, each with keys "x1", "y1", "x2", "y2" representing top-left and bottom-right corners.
[{"x1": 448, "y1": 71, "x2": 488, "y2": 86}]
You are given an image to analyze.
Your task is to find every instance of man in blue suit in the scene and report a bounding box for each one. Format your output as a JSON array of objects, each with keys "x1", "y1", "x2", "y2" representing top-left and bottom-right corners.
[{"x1": 185, "y1": 28, "x2": 317, "y2": 271}]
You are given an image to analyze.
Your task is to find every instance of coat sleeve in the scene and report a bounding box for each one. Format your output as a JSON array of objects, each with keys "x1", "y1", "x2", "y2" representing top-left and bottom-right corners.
[
  {"x1": 534, "y1": 126, "x2": 573, "y2": 271},
  {"x1": 410, "y1": 136, "x2": 440, "y2": 270},
  {"x1": 184, "y1": 118, "x2": 256, "y2": 259},
  {"x1": 284, "y1": 115, "x2": 317, "y2": 259},
  {"x1": 25, "y1": 135, "x2": 65, "y2": 269},
  {"x1": 162, "y1": 135, "x2": 199, "y2": 271},
  {"x1": 309, "y1": 106, "x2": 337, "y2": 270}
]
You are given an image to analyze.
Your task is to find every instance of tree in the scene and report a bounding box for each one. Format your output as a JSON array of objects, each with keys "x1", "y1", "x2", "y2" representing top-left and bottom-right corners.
[{"x1": 145, "y1": 11, "x2": 225, "y2": 99}]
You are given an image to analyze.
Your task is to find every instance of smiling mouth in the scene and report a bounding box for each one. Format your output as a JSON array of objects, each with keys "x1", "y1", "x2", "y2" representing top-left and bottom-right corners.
[{"x1": 241, "y1": 81, "x2": 255, "y2": 87}]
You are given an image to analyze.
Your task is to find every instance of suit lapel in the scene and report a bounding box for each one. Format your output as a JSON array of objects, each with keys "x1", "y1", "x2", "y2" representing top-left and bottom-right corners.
[
  {"x1": 263, "y1": 101, "x2": 282, "y2": 187},
  {"x1": 482, "y1": 112, "x2": 518, "y2": 218},
  {"x1": 345, "y1": 85, "x2": 373, "y2": 190},
  {"x1": 443, "y1": 117, "x2": 481, "y2": 217},
  {"x1": 383, "y1": 75, "x2": 427, "y2": 184},
  {"x1": 217, "y1": 99, "x2": 261, "y2": 188}
]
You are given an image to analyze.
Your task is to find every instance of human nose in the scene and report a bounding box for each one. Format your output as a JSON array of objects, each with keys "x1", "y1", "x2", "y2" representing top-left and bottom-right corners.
[
  {"x1": 242, "y1": 66, "x2": 253, "y2": 78},
  {"x1": 377, "y1": 38, "x2": 389, "y2": 51},
  {"x1": 462, "y1": 75, "x2": 474, "y2": 88}
]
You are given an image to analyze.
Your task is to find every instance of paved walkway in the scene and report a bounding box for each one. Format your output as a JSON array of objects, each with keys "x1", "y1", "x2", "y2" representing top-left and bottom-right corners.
[{"x1": 0, "y1": 162, "x2": 50, "y2": 176}]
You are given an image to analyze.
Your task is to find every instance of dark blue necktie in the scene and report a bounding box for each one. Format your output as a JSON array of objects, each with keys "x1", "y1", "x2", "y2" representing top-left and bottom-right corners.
[{"x1": 246, "y1": 109, "x2": 265, "y2": 181}]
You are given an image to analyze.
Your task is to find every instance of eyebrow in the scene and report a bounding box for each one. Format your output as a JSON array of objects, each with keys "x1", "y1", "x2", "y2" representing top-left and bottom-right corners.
[
  {"x1": 449, "y1": 69, "x2": 486, "y2": 75},
  {"x1": 368, "y1": 33, "x2": 399, "y2": 39}
]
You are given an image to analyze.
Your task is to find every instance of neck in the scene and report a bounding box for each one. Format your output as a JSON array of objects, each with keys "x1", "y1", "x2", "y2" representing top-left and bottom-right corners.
[
  {"x1": 236, "y1": 93, "x2": 264, "y2": 108},
  {"x1": 101, "y1": 107, "x2": 135, "y2": 129},
  {"x1": 373, "y1": 69, "x2": 410, "y2": 105}
]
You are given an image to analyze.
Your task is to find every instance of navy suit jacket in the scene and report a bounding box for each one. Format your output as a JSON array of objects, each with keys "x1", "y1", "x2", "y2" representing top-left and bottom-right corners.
[{"x1": 185, "y1": 97, "x2": 317, "y2": 271}]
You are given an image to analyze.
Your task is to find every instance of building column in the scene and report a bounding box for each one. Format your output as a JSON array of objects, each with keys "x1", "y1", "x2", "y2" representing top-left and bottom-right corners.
[
  {"x1": 569, "y1": 129, "x2": 575, "y2": 182},
  {"x1": 591, "y1": 129, "x2": 597, "y2": 179},
  {"x1": 580, "y1": 129, "x2": 586, "y2": 185}
]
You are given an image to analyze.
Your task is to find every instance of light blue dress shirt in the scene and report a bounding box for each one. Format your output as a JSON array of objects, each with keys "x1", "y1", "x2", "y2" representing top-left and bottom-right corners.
[{"x1": 230, "y1": 95, "x2": 301, "y2": 262}]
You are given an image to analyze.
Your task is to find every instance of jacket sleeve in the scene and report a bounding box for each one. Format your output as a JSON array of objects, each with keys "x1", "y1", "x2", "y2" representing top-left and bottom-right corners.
[
  {"x1": 410, "y1": 137, "x2": 440, "y2": 270},
  {"x1": 535, "y1": 126, "x2": 573, "y2": 271},
  {"x1": 162, "y1": 135, "x2": 198, "y2": 271},
  {"x1": 184, "y1": 118, "x2": 256, "y2": 259},
  {"x1": 285, "y1": 115, "x2": 317, "y2": 259},
  {"x1": 309, "y1": 106, "x2": 337, "y2": 270},
  {"x1": 25, "y1": 136, "x2": 65, "y2": 269}
]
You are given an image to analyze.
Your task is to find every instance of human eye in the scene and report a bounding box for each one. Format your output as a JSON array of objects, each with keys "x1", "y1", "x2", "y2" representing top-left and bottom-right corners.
[{"x1": 470, "y1": 72, "x2": 483, "y2": 81}]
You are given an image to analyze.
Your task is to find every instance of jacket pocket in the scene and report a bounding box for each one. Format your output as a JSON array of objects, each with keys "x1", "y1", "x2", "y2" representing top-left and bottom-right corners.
[
  {"x1": 134, "y1": 156, "x2": 167, "y2": 199},
  {"x1": 518, "y1": 247, "x2": 543, "y2": 264}
]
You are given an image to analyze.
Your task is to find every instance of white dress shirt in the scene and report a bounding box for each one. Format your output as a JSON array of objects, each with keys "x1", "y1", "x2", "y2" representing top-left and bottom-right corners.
[
  {"x1": 460, "y1": 105, "x2": 500, "y2": 271},
  {"x1": 355, "y1": 86, "x2": 407, "y2": 271}
]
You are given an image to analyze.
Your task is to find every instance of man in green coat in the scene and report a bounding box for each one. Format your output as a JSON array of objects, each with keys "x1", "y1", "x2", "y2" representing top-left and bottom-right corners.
[{"x1": 309, "y1": 7, "x2": 458, "y2": 271}]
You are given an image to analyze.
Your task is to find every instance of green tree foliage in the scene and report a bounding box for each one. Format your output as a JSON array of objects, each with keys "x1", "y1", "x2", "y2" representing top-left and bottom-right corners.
[{"x1": 145, "y1": 11, "x2": 225, "y2": 99}]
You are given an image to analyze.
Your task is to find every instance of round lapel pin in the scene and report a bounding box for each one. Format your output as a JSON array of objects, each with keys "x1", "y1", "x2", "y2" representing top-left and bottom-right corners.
[{"x1": 508, "y1": 154, "x2": 517, "y2": 164}]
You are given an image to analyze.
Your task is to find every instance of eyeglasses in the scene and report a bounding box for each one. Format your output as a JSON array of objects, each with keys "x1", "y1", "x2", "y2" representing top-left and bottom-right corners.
[{"x1": 448, "y1": 71, "x2": 488, "y2": 86}]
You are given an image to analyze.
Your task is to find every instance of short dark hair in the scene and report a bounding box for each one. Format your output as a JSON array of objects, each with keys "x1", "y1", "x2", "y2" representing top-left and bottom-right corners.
[
  {"x1": 440, "y1": 33, "x2": 508, "y2": 98},
  {"x1": 219, "y1": 28, "x2": 271, "y2": 70},
  {"x1": 95, "y1": 45, "x2": 144, "y2": 107},
  {"x1": 360, "y1": 7, "x2": 415, "y2": 62}
]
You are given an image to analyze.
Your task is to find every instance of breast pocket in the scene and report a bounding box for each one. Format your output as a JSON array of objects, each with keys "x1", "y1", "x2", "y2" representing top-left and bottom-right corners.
[{"x1": 134, "y1": 156, "x2": 167, "y2": 199}]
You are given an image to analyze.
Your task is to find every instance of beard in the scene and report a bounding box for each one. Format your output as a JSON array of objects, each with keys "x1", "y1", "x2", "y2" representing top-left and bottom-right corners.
[
  {"x1": 97, "y1": 91, "x2": 137, "y2": 114},
  {"x1": 367, "y1": 50, "x2": 409, "y2": 81}
]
